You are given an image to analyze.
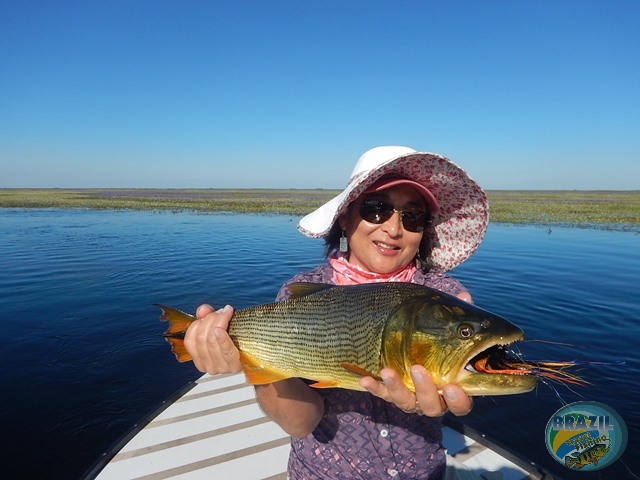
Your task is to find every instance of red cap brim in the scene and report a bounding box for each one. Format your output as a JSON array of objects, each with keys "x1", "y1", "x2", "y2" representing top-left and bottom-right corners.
[{"x1": 364, "y1": 178, "x2": 440, "y2": 213}]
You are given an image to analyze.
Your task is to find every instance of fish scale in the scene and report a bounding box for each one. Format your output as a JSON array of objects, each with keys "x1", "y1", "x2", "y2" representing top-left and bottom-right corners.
[
  {"x1": 229, "y1": 285, "x2": 389, "y2": 389},
  {"x1": 159, "y1": 282, "x2": 539, "y2": 395}
]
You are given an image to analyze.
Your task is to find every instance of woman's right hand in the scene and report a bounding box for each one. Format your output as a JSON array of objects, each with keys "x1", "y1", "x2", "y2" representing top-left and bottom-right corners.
[{"x1": 183, "y1": 304, "x2": 242, "y2": 375}]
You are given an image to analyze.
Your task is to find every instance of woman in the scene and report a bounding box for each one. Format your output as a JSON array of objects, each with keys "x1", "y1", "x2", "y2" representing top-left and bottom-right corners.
[{"x1": 184, "y1": 146, "x2": 489, "y2": 479}]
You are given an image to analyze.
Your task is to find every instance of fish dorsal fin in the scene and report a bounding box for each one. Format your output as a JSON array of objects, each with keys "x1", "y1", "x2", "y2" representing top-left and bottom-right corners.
[{"x1": 287, "y1": 282, "x2": 334, "y2": 299}]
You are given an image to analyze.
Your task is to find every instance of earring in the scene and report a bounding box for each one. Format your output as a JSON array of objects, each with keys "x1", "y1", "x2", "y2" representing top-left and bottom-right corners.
[{"x1": 339, "y1": 230, "x2": 348, "y2": 252}]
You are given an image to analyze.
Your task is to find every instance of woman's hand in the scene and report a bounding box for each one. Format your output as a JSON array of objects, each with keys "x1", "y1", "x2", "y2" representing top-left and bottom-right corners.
[
  {"x1": 359, "y1": 365, "x2": 473, "y2": 417},
  {"x1": 183, "y1": 304, "x2": 243, "y2": 375}
]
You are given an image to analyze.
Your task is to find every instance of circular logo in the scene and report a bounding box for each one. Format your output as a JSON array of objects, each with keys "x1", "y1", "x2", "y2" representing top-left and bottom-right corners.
[{"x1": 545, "y1": 401, "x2": 628, "y2": 471}]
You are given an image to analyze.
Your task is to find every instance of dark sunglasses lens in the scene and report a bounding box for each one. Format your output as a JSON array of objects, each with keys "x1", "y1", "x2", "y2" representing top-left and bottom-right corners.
[
  {"x1": 359, "y1": 200, "x2": 428, "y2": 233},
  {"x1": 400, "y1": 211, "x2": 428, "y2": 232},
  {"x1": 359, "y1": 200, "x2": 393, "y2": 224}
]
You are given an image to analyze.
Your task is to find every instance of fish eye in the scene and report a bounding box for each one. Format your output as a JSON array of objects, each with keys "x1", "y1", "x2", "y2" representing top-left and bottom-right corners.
[{"x1": 457, "y1": 324, "x2": 474, "y2": 338}]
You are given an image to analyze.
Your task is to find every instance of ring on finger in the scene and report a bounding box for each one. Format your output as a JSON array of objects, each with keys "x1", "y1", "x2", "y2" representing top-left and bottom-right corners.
[{"x1": 400, "y1": 398, "x2": 420, "y2": 415}]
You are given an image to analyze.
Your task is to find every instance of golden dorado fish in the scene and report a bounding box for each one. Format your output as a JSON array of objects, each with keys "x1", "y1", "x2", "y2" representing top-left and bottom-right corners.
[{"x1": 159, "y1": 282, "x2": 542, "y2": 395}]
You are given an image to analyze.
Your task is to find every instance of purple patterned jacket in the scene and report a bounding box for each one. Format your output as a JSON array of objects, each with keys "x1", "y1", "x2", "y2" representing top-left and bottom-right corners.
[{"x1": 274, "y1": 265, "x2": 468, "y2": 480}]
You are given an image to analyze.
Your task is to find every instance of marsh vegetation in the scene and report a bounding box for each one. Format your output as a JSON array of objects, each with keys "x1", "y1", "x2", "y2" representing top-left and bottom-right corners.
[{"x1": 1, "y1": 188, "x2": 638, "y2": 228}]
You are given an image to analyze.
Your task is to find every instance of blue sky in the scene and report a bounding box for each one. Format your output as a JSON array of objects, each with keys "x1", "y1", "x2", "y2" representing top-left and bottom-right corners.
[{"x1": 1, "y1": 1, "x2": 638, "y2": 190}]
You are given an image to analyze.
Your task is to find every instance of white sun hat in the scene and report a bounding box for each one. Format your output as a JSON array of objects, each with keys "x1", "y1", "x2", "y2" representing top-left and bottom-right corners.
[{"x1": 298, "y1": 146, "x2": 489, "y2": 272}]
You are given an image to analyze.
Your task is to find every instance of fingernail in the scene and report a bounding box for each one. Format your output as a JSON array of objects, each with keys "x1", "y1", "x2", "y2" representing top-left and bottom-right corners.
[
  {"x1": 410, "y1": 366, "x2": 423, "y2": 381},
  {"x1": 443, "y1": 389, "x2": 459, "y2": 401}
]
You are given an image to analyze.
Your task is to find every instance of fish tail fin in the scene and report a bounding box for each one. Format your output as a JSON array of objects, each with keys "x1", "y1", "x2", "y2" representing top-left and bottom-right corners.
[{"x1": 156, "y1": 304, "x2": 195, "y2": 363}]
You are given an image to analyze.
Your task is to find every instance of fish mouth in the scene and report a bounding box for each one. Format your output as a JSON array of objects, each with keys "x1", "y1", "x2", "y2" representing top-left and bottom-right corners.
[
  {"x1": 454, "y1": 332, "x2": 538, "y2": 395},
  {"x1": 467, "y1": 345, "x2": 525, "y2": 373}
]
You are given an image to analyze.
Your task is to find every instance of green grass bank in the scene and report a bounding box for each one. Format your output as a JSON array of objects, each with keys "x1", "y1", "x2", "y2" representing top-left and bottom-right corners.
[{"x1": 1, "y1": 188, "x2": 638, "y2": 229}]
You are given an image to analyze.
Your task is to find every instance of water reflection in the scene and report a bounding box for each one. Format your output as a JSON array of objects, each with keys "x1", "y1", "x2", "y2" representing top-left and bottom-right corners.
[{"x1": 0, "y1": 209, "x2": 638, "y2": 480}]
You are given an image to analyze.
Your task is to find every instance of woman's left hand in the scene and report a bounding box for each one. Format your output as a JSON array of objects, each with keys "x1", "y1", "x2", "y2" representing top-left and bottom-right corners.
[{"x1": 359, "y1": 365, "x2": 473, "y2": 417}]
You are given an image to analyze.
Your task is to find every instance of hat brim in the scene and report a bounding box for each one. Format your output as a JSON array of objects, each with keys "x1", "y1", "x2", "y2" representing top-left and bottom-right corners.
[{"x1": 298, "y1": 151, "x2": 488, "y2": 272}]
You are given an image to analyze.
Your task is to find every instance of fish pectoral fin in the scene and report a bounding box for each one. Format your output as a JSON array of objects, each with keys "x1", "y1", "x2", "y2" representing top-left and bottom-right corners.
[
  {"x1": 340, "y1": 362, "x2": 382, "y2": 381},
  {"x1": 239, "y1": 352, "x2": 290, "y2": 385}
]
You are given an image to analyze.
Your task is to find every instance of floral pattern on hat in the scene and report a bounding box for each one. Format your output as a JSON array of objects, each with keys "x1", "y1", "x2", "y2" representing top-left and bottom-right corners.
[{"x1": 298, "y1": 148, "x2": 488, "y2": 272}]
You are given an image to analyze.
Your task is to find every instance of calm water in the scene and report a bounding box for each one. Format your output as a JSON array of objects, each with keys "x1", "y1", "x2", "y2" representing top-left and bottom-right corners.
[{"x1": 1, "y1": 209, "x2": 638, "y2": 480}]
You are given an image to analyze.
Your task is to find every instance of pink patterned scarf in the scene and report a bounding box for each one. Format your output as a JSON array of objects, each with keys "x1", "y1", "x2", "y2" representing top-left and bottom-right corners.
[{"x1": 329, "y1": 252, "x2": 416, "y2": 285}]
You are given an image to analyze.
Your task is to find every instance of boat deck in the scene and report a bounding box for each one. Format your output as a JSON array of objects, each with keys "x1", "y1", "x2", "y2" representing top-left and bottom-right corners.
[{"x1": 86, "y1": 373, "x2": 553, "y2": 480}]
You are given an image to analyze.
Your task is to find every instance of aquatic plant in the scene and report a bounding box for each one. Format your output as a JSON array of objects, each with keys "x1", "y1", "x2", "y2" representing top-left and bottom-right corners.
[{"x1": 1, "y1": 188, "x2": 638, "y2": 229}]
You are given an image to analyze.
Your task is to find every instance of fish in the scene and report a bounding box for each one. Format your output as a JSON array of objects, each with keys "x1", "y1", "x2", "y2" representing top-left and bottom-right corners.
[
  {"x1": 564, "y1": 443, "x2": 610, "y2": 469},
  {"x1": 158, "y1": 282, "x2": 544, "y2": 395}
]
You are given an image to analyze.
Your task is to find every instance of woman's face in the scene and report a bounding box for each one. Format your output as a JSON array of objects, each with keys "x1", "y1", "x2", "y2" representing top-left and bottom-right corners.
[{"x1": 340, "y1": 184, "x2": 426, "y2": 274}]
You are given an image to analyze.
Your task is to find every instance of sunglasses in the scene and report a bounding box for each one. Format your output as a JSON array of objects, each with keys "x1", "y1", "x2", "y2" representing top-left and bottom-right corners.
[{"x1": 359, "y1": 199, "x2": 431, "y2": 233}]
